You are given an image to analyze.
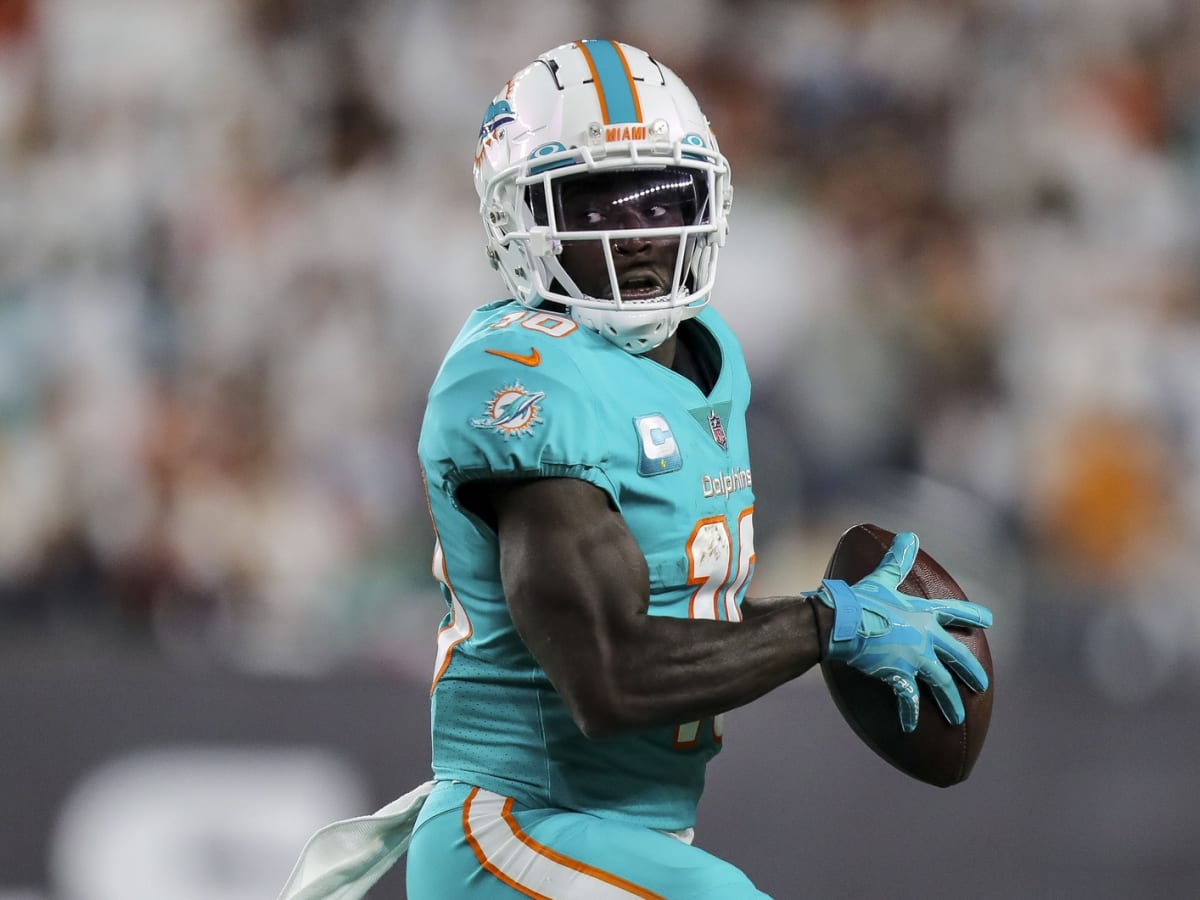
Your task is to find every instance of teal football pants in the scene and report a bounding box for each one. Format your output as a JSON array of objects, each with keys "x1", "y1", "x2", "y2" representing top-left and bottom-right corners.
[{"x1": 406, "y1": 781, "x2": 771, "y2": 899}]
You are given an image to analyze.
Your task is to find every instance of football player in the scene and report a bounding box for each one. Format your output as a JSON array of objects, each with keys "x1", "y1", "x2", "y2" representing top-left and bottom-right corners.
[{"x1": 279, "y1": 39, "x2": 993, "y2": 900}]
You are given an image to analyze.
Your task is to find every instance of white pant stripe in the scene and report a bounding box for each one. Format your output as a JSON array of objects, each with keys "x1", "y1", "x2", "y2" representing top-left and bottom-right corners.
[{"x1": 463, "y1": 788, "x2": 662, "y2": 900}]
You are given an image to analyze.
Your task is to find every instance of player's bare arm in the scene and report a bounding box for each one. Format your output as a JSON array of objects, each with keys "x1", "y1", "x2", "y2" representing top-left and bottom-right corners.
[
  {"x1": 474, "y1": 475, "x2": 832, "y2": 739},
  {"x1": 739, "y1": 594, "x2": 815, "y2": 619}
]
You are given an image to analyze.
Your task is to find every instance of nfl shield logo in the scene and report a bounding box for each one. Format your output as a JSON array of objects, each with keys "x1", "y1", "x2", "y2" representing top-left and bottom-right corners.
[{"x1": 708, "y1": 410, "x2": 727, "y2": 450}]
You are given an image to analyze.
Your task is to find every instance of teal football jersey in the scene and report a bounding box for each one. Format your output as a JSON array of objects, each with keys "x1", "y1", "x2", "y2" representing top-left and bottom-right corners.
[{"x1": 417, "y1": 300, "x2": 756, "y2": 832}]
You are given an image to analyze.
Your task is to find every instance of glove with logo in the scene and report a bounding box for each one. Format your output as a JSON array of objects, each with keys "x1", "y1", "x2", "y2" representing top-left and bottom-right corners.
[{"x1": 813, "y1": 531, "x2": 993, "y2": 733}]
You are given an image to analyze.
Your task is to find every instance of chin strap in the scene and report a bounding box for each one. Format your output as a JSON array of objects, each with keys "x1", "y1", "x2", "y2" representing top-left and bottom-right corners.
[{"x1": 570, "y1": 304, "x2": 679, "y2": 354}]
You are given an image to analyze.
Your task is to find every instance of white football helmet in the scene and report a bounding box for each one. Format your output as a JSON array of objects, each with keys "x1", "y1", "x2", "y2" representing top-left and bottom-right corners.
[{"x1": 474, "y1": 40, "x2": 733, "y2": 354}]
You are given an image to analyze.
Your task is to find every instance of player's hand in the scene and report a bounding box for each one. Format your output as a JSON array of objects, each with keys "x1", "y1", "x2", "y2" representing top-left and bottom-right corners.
[{"x1": 815, "y1": 531, "x2": 993, "y2": 733}]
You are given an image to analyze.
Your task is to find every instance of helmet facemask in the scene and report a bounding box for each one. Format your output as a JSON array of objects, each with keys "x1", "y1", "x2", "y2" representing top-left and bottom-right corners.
[{"x1": 481, "y1": 140, "x2": 730, "y2": 354}]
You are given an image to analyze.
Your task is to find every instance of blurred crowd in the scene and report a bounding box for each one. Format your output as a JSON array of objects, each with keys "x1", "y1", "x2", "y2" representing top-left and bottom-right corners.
[{"x1": 2, "y1": 0, "x2": 1199, "y2": 688}]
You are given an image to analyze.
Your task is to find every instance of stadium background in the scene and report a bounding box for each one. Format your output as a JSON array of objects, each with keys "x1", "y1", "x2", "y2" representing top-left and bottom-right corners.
[{"x1": 2, "y1": 1, "x2": 1199, "y2": 897}]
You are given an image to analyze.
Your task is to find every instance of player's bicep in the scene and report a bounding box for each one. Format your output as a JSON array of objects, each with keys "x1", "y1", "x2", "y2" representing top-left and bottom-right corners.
[{"x1": 490, "y1": 477, "x2": 649, "y2": 730}]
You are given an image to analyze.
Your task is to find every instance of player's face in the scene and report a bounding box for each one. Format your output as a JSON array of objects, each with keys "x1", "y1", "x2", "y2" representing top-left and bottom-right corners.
[{"x1": 552, "y1": 169, "x2": 701, "y2": 301}]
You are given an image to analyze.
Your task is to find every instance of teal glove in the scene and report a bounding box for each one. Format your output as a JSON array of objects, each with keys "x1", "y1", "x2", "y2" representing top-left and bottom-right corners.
[{"x1": 816, "y1": 531, "x2": 992, "y2": 733}]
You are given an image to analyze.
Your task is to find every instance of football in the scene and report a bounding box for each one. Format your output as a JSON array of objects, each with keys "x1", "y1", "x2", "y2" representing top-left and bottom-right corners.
[{"x1": 820, "y1": 523, "x2": 994, "y2": 787}]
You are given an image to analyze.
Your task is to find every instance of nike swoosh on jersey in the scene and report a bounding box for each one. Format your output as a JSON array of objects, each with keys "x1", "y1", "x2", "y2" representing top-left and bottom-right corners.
[{"x1": 484, "y1": 347, "x2": 542, "y2": 367}]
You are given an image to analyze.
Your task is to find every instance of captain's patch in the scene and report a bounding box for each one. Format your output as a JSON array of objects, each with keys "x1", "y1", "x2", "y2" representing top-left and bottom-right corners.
[{"x1": 633, "y1": 413, "x2": 682, "y2": 476}]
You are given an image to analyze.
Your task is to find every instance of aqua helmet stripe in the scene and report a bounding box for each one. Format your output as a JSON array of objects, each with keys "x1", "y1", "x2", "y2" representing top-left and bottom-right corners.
[{"x1": 577, "y1": 40, "x2": 642, "y2": 124}]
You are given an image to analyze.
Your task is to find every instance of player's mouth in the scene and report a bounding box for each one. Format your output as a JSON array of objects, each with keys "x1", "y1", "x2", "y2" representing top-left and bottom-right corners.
[{"x1": 614, "y1": 269, "x2": 668, "y2": 301}]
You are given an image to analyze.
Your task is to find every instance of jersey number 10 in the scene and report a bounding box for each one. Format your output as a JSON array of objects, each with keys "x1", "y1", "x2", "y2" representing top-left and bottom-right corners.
[{"x1": 675, "y1": 507, "x2": 754, "y2": 750}]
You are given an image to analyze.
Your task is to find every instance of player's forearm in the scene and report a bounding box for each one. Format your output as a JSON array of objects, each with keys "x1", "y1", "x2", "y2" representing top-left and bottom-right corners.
[
  {"x1": 740, "y1": 593, "x2": 813, "y2": 619},
  {"x1": 564, "y1": 597, "x2": 832, "y2": 738}
]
